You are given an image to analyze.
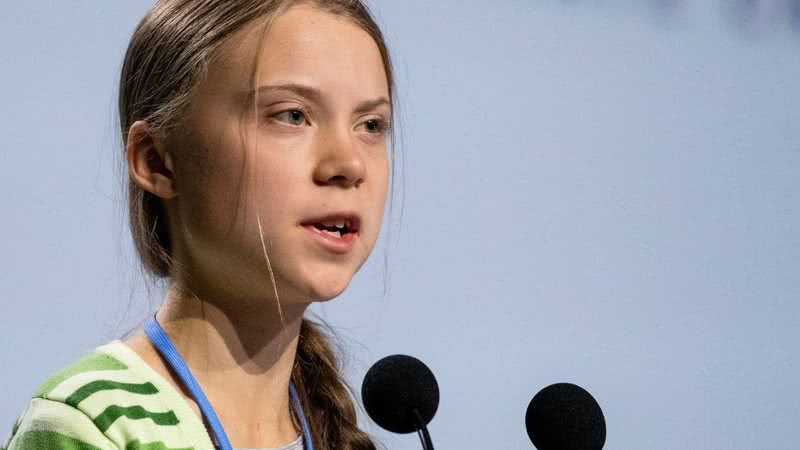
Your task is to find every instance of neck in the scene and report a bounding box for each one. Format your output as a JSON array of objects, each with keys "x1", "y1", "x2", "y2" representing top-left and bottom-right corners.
[{"x1": 154, "y1": 281, "x2": 309, "y2": 447}]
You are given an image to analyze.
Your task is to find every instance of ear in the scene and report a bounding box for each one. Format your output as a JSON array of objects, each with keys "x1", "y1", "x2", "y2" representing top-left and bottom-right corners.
[{"x1": 126, "y1": 120, "x2": 178, "y2": 199}]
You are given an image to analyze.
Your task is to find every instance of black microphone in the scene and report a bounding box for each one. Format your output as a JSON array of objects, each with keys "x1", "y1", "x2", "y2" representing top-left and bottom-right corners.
[
  {"x1": 361, "y1": 354, "x2": 439, "y2": 450},
  {"x1": 525, "y1": 382, "x2": 606, "y2": 450}
]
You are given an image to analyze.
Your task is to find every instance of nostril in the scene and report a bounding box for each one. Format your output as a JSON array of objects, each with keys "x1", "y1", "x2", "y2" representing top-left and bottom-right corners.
[{"x1": 330, "y1": 175, "x2": 349, "y2": 185}]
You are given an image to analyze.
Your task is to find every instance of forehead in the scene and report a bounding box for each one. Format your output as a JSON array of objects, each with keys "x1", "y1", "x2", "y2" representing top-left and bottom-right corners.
[{"x1": 203, "y1": 4, "x2": 388, "y2": 103}]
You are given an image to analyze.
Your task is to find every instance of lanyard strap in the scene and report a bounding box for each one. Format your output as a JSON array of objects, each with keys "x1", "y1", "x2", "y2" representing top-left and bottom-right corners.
[{"x1": 143, "y1": 316, "x2": 314, "y2": 450}]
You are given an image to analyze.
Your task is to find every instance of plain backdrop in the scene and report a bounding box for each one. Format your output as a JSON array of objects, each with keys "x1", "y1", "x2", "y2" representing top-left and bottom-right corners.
[{"x1": 1, "y1": 1, "x2": 799, "y2": 449}]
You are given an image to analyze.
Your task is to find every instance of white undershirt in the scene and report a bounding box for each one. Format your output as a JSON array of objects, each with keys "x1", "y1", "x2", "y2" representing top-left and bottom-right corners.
[{"x1": 234, "y1": 434, "x2": 304, "y2": 450}]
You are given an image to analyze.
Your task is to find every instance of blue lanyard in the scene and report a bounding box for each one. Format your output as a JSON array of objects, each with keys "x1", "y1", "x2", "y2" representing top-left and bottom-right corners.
[{"x1": 143, "y1": 316, "x2": 314, "y2": 450}]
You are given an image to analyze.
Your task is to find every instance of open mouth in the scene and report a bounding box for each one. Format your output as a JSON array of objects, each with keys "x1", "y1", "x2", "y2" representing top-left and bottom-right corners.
[
  {"x1": 310, "y1": 222, "x2": 354, "y2": 239},
  {"x1": 301, "y1": 213, "x2": 361, "y2": 241}
]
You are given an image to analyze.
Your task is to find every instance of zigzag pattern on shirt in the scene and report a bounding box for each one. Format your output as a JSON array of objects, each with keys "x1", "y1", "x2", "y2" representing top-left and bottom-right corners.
[
  {"x1": 94, "y1": 405, "x2": 180, "y2": 433},
  {"x1": 10, "y1": 346, "x2": 200, "y2": 450},
  {"x1": 35, "y1": 351, "x2": 128, "y2": 398},
  {"x1": 65, "y1": 381, "x2": 160, "y2": 408},
  {"x1": 124, "y1": 439, "x2": 194, "y2": 450}
]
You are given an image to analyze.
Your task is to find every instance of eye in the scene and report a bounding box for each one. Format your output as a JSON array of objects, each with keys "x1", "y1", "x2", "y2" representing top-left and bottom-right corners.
[
  {"x1": 360, "y1": 118, "x2": 390, "y2": 135},
  {"x1": 273, "y1": 109, "x2": 307, "y2": 126}
]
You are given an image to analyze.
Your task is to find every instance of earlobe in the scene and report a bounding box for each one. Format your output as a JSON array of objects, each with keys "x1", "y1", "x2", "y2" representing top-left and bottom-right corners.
[{"x1": 126, "y1": 120, "x2": 179, "y2": 199}]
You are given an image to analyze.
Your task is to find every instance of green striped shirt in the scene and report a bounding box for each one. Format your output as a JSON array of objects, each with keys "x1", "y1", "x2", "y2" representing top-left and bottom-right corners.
[{"x1": 3, "y1": 341, "x2": 220, "y2": 450}]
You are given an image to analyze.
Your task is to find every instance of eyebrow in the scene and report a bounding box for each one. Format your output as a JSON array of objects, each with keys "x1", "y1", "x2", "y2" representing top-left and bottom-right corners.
[{"x1": 252, "y1": 82, "x2": 391, "y2": 114}]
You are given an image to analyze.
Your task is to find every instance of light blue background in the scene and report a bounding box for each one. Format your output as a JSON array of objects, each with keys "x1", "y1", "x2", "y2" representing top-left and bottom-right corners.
[{"x1": 2, "y1": 1, "x2": 798, "y2": 449}]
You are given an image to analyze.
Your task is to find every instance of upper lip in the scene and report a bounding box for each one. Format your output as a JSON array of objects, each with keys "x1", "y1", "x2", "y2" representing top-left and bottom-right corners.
[{"x1": 301, "y1": 211, "x2": 361, "y2": 232}]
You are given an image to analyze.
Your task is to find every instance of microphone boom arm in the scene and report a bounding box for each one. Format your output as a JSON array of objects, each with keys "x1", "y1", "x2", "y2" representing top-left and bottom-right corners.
[{"x1": 412, "y1": 408, "x2": 434, "y2": 450}]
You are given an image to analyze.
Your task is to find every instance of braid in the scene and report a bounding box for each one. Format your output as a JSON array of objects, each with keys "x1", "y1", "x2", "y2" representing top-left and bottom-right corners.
[{"x1": 292, "y1": 319, "x2": 377, "y2": 450}]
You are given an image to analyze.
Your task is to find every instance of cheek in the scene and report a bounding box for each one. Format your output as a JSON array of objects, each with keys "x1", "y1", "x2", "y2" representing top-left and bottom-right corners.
[
  {"x1": 365, "y1": 156, "x2": 391, "y2": 244},
  {"x1": 375, "y1": 155, "x2": 390, "y2": 210},
  {"x1": 173, "y1": 134, "x2": 254, "y2": 246},
  {"x1": 178, "y1": 124, "x2": 298, "y2": 223}
]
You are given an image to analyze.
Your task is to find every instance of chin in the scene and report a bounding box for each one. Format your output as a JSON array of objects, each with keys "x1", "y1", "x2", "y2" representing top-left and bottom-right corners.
[
  {"x1": 305, "y1": 271, "x2": 354, "y2": 302},
  {"x1": 310, "y1": 281, "x2": 351, "y2": 302}
]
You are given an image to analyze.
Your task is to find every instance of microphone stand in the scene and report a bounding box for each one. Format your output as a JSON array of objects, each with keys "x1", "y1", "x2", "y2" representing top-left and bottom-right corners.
[{"x1": 412, "y1": 409, "x2": 434, "y2": 450}]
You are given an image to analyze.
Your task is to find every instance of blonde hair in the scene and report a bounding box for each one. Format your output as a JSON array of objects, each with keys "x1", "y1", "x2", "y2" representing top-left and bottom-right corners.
[{"x1": 119, "y1": 1, "x2": 399, "y2": 448}]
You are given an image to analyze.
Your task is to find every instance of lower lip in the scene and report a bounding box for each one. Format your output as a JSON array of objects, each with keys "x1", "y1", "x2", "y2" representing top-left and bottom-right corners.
[{"x1": 302, "y1": 224, "x2": 357, "y2": 254}]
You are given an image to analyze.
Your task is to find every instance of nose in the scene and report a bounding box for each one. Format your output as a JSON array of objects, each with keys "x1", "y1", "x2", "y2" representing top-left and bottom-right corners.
[{"x1": 312, "y1": 125, "x2": 366, "y2": 188}]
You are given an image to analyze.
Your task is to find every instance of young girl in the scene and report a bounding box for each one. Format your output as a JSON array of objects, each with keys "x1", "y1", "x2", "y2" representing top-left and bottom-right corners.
[{"x1": 3, "y1": 1, "x2": 396, "y2": 449}]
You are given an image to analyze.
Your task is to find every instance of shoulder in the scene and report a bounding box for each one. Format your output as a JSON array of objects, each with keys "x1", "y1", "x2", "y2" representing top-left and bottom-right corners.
[
  {"x1": 3, "y1": 341, "x2": 210, "y2": 450},
  {"x1": 2, "y1": 397, "x2": 117, "y2": 450}
]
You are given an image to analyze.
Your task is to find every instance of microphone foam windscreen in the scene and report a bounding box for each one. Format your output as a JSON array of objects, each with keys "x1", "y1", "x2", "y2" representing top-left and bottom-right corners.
[
  {"x1": 525, "y1": 382, "x2": 606, "y2": 450},
  {"x1": 361, "y1": 354, "x2": 439, "y2": 433}
]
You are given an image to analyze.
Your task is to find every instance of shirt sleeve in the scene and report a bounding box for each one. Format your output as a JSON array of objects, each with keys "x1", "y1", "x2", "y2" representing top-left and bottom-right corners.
[{"x1": 4, "y1": 398, "x2": 118, "y2": 450}]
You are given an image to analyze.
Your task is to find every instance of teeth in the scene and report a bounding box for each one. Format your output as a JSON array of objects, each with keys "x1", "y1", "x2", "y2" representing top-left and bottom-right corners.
[{"x1": 321, "y1": 219, "x2": 347, "y2": 229}]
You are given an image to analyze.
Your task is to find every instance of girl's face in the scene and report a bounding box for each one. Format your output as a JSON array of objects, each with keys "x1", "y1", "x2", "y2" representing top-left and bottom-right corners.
[{"x1": 170, "y1": 5, "x2": 390, "y2": 304}]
